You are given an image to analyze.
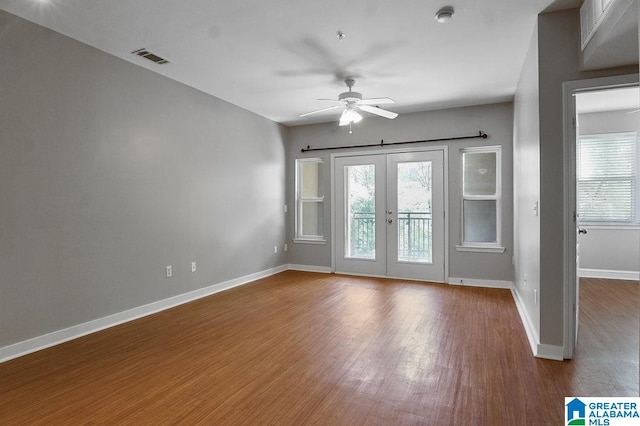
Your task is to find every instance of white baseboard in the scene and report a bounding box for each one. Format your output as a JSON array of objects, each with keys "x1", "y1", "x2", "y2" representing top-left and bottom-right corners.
[
  {"x1": 0, "y1": 265, "x2": 288, "y2": 364},
  {"x1": 456, "y1": 279, "x2": 564, "y2": 360},
  {"x1": 511, "y1": 288, "x2": 539, "y2": 357},
  {"x1": 579, "y1": 268, "x2": 640, "y2": 281},
  {"x1": 0, "y1": 265, "x2": 568, "y2": 364},
  {"x1": 536, "y1": 344, "x2": 564, "y2": 361},
  {"x1": 448, "y1": 277, "x2": 514, "y2": 289},
  {"x1": 510, "y1": 288, "x2": 565, "y2": 361},
  {"x1": 287, "y1": 264, "x2": 332, "y2": 274}
]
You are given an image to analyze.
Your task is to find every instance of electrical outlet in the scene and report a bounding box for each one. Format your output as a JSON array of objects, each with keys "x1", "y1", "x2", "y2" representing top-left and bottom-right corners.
[
  {"x1": 166, "y1": 265, "x2": 172, "y2": 278},
  {"x1": 523, "y1": 274, "x2": 528, "y2": 286},
  {"x1": 274, "y1": 245, "x2": 278, "y2": 254},
  {"x1": 284, "y1": 205, "x2": 288, "y2": 213},
  {"x1": 284, "y1": 243, "x2": 288, "y2": 252},
  {"x1": 191, "y1": 261, "x2": 197, "y2": 272}
]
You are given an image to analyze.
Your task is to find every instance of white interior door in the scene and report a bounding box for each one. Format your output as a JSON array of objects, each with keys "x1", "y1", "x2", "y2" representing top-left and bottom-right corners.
[{"x1": 334, "y1": 150, "x2": 445, "y2": 281}]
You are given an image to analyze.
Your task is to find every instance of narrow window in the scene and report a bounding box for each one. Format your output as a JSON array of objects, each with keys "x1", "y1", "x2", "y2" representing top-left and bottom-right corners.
[
  {"x1": 458, "y1": 146, "x2": 504, "y2": 252},
  {"x1": 295, "y1": 158, "x2": 325, "y2": 241},
  {"x1": 577, "y1": 132, "x2": 638, "y2": 224}
]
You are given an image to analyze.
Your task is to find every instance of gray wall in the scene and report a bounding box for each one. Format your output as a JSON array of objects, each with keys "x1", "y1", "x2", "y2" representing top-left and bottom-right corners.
[
  {"x1": 514, "y1": 7, "x2": 638, "y2": 349},
  {"x1": 577, "y1": 109, "x2": 640, "y2": 273},
  {"x1": 579, "y1": 228, "x2": 640, "y2": 271},
  {"x1": 0, "y1": 11, "x2": 287, "y2": 349},
  {"x1": 286, "y1": 103, "x2": 514, "y2": 283},
  {"x1": 513, "y1": 24, "x2": 542, "y2": 339},
  {"x1": 538, "y1": 9, "x2": 637, "y2": 347}
]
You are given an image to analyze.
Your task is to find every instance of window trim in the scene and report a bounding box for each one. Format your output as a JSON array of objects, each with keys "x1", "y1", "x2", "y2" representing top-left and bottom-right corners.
[
  {"x1": 457, "y1": 145, "x2": 504, "y2": 253},
  {"x1": 295, "y1": 158, "x2": 326, "y2": 243}
]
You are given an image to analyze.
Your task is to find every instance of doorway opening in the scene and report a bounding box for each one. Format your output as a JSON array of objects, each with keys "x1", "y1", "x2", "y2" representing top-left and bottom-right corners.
[{"x1": 563, "y1": 74, "x2": 639, "y2": 359}]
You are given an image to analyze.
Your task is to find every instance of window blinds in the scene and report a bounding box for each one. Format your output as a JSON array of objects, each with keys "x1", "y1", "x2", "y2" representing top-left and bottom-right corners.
[{"x1": 577, "y1": 132, "x2": 638, "y2": 223}]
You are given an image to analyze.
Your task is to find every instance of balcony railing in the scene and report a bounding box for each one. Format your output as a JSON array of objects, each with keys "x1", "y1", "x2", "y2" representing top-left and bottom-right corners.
[
  {"x1": 398, "y1": 212, "x2": 432, "y2": 262},
  {"x1": 349, "y1": 211, "x2": 432, "y2": 262},
  {"x1": 349, "y1": 212, "x2": 376, "y2": 258}
]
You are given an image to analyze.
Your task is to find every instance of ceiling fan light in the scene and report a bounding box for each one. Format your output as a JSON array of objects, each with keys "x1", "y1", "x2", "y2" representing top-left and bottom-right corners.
[
  {"x1": 339, "y1": 108, "x2": 362, "y2": 126},
  {"x1": 338, "y1": 110, "x2": 349, "y2": 126}
]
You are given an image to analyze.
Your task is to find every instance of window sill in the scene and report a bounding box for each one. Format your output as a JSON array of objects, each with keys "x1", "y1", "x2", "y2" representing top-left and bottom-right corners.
[
  {"x1": 293, "y1": 238, "x2": 326, "y2": 245},
  {"x1": 456, "y1": 245, "x2": 506, "y2": 254}
]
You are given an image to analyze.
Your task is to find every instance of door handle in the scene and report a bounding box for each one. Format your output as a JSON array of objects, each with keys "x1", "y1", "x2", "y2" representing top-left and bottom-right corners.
[
  {"x1": 387, "y1": 218, "x2": 393, "y2": 224},
  {"x1": 387, "y1": 210, "x2": 393, "y2": 215},
  {"x1": 578, "y1": 228, "x2": 587, "y2": 235}
]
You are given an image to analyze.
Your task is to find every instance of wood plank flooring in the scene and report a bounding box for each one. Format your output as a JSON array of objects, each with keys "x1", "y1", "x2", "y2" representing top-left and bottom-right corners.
[
  {"x1": 574, "y1": 277, "x2": 639, "y2": 395},
  {"x1": 0, "y1": 272, "x2": 637, "y2": 425}
]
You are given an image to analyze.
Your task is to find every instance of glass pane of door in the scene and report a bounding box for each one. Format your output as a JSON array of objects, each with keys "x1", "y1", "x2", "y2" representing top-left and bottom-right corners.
[
  {"x1": 396, "y1": 161, "x2": 433, "y2": 263},
  {"x1": 346, "y1": 164, "x2": 376, "y2": 259}
]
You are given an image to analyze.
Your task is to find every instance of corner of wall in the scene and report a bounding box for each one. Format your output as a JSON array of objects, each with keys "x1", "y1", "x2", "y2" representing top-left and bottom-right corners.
[{"x1": 512, "y1": 18, "x2": 542, "y2": 351}]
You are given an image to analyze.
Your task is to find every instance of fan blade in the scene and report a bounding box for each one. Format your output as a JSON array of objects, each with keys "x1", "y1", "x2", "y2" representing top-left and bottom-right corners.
[
  {"x1": 317, "y1": 98, "x2": 342, "y2": 102},
  {"x1": 359, "y1": 105, "x2": 398, "y2": 119},
  {"x1": 359, "y1": 97, "x2": 395, "y2": 105},
  {"x1": 300, "y1": 105, "x2": 343, "y2": 117},
  {"x1": 627, "y1": 109, "x2": 640, "y2": 114}
]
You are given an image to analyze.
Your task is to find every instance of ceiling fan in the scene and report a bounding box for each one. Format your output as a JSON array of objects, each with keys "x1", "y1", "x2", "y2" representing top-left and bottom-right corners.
[{"x1": 300, "y1": 78, "x2": 398, "y2": 127}]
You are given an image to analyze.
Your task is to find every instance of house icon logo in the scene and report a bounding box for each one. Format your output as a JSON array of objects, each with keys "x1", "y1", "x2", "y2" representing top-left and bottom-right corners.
[{"x1": 566, "y1": 398, "x2": 587, "y2": 425}]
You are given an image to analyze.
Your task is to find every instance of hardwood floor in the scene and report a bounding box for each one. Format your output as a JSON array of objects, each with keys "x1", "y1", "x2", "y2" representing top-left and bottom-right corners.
[
  {"x1": 574, "y1": 277, "x2": 639, "y2": 395},
  {"x1": 0, "y1": 272, "x2": 637, "y2": 425}
]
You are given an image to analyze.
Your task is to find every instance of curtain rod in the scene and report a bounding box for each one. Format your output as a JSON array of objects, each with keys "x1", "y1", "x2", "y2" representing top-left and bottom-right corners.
[{"x1": 300, "y1": 131, "x2": 488, "y2": 153}]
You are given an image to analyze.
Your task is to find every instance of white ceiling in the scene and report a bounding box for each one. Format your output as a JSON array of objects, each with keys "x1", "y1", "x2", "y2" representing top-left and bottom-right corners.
[{"x1": 0, "y1": 0, "x2": 582, "y2": 126}]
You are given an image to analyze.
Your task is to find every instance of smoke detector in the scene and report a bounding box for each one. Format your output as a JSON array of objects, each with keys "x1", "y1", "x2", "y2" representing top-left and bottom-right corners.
[{"x1": 435, "y1": 6, "x2": 454, "y2": 23}]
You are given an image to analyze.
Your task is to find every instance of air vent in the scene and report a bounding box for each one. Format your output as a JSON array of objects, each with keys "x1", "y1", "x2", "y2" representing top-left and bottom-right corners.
[{"x1": 132, "y1": 48, "x2": 169, "y2": 65}]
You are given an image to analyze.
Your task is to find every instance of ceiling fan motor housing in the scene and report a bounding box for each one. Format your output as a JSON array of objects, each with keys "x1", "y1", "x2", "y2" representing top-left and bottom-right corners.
[{"x1": 338, "y1": 91, "x2": 363, "y2": 103}]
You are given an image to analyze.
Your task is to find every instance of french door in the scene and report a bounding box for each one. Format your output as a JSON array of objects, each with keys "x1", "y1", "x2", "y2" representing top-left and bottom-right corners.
[{"x1": 334, "y1": 150, "x2": 445, "y2": 281}]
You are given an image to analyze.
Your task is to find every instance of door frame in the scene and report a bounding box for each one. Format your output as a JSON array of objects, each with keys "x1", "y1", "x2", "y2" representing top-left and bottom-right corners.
[
  {"x1": 330, "y1": 145, "x2": 449, "y2": 281},
  {"x1": 561, "y1": 73, "x2": 639, "y2": 359}
]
